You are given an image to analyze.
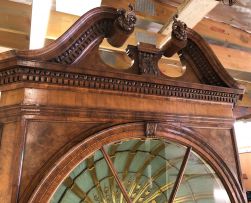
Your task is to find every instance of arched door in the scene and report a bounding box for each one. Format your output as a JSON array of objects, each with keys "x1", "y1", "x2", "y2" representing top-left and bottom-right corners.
[
  {"x1": 27, "y1": 123, "x2": 242, "y2": 203},
  {"x1": 50, "y1": 138, "x2": 231, "y2": 203}
]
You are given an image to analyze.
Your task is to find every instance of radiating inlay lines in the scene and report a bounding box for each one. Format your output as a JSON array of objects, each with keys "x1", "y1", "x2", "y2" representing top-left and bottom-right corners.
[
  {"x1": 50, "y1": 139, "x2": 231, "y2": 203},
  {"x1": 87, "y1": 156, "x2": 107, "y2": 203},
  {"x1": 107, "y1": 143, "x2": 120, "y2": 203},
  {"x1": 63, "y1": 177, "x2": 92, "y2": 203}
]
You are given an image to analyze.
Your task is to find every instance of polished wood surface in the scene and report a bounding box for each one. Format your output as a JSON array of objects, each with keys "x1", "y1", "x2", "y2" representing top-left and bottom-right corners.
[{"x1": 0, "y1": 5, "x2": 247, "y2": 203}]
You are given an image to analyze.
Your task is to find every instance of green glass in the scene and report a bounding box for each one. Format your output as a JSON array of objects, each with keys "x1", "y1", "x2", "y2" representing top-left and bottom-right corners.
[
  {"x1": 174, "y1": 151, "x2": 231, "y2": 203},
  {"x1": 50, "y1": 139, "x2": 231, "y2": 203},
  {"x1": 104, "y1": 139, "x2": 187, "y2": 202},
  {"x1": 50, "y1": 150, "x2": 126, "y2": 203}
]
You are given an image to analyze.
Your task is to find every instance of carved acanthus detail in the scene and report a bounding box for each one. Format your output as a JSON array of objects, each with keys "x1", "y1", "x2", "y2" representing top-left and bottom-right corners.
[
  {"x1": 145, "y1": 122, "x2": 158, "y2": 138},
  {"x1": 139, "y1": 51, "x2": 160, "y2": 75},
  {"x1": 116, "y1": 4, "x2": 136, "y2": 32},
  {"x1": 172, "y1": 14, "x2": 187, "y2": 41},
  {"x1": 127, "y1": 43, "x2": 162, "y2": 76}
]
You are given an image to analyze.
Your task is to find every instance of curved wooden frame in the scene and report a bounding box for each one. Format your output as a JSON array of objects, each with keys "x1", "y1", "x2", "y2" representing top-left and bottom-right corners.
[
  {"x1": 25, "y1": 122, "x2": 245, "y2": 203},
  {"x1": 0, "y1": 5, "x2": 246, "y2": 203},
  {"x1": 183, "y1": 29, "x2": 242, "y2": 89},
  {"x1": 17, "y1": 6, "x2": 117, "y2": 60}
]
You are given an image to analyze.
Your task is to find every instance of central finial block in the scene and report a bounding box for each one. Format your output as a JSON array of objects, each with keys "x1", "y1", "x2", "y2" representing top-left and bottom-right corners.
[{"x1": 127, "y1": 43, "x2": 162, "y2": 76}]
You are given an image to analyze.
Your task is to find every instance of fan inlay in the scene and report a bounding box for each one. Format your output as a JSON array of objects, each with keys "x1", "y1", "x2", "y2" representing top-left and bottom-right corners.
[{"x1": 50, "y1": 139, "x2": 230, "y2": 203}]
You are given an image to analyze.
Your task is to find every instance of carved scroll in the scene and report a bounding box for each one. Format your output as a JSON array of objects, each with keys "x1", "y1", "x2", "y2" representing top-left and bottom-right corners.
[{"x1": 16, "y1": 6, "x2": 137, "y2": 64}]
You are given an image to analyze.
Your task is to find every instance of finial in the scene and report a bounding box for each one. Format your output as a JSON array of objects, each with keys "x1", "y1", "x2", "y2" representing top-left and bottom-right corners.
[
  {"x1": 172, "y1": 14, "x2": 187, "y2": 41},
  {"x1": 116, "y1": 4, "x2": 137, "y2": 32}
]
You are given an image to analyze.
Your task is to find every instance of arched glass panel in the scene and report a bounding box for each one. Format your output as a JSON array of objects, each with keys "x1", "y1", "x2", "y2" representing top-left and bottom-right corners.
[
  {"x1": 50, "y1": 150, "x2": 127, "y2": 203},
  {"x1": 104, "y1": 139, "x2": 187, "y2": 202},
  {"x1": 50, "y1": 139, "x2": 231, "y2": 203},
  {"x1": 174, "y1": 151, "x2": 230, "y2": 203}
]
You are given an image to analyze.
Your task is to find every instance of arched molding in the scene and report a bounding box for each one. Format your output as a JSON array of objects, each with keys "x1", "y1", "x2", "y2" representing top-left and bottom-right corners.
[
  {"x1": 5, "y1": 6, "x2": 135, "y2": 65},
  {"x1": 23, "y1": 122, "x2": 245, "y2": 203},
  {"x1": 181, "y1": 28, "x2": 243, "y2": 89}
]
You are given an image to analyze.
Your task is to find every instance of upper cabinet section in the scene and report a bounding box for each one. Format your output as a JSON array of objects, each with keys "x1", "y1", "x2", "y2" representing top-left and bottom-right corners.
[{"x1": 0, "y1": 5, "x2": 244, "y2": 105}]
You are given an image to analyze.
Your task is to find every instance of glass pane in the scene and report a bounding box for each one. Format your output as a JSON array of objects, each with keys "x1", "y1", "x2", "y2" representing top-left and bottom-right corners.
[
  {"x1": 174, "y1": 151, "x2": 231, "y2": 203},
  {"x1": 50, "y1": 138, "x2": 232, "y2": 203},
  {"x1": 104, "y1": 139, "x2": 187, "y2": 202},
  {"x1": 50, "y1": 149, "x2": 127, "y2": 203}
]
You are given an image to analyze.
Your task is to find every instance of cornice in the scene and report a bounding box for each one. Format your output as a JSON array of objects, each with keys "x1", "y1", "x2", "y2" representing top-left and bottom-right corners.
[{"x1": 0, "y1": 65, "x2": 242, "y2": 104}]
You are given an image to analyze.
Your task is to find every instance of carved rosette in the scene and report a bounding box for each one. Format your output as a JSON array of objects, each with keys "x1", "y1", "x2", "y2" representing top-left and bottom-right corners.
[
  {"x1": 145, "y1": 122, "x2": 158, "y2": 138},
  {"x1": 172, "y1": 14, "x2": 187, "y2": 41},
  {"x1": 107, "y1": 4, "x2": 137, "y2": 47},
  {"x1": 116, "y1": 4, "x2": 137, "y2": 33},
  {"x1": 161, "y1": 15, "x2": 188, "y2": 57}
]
